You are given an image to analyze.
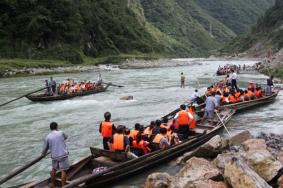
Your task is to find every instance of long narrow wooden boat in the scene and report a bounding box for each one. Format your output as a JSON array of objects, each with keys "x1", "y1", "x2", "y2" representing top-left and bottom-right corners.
[
  {"x1": 218, "y1": 90, "x2": 279, "y2": 112},
  {"x1": 25, "y1": 84, "x2": 111, "y2": 102},
  {"x1": 17, "y1": 108, "x2": 235, "y2": 188}
]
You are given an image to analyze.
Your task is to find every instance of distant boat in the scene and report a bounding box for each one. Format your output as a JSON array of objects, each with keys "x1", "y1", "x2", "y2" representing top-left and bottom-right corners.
[{"x1": 26, "y1": 83, "x2": 111, "y2": 102}]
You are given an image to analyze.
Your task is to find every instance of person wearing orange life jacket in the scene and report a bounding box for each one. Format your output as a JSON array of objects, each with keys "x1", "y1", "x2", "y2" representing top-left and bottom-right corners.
[
  {"x1": 132, "y1": 134, "x2": 151, "y2": 156},
  {"x1": 187, "y1": 106, "x2": 197, "y2": 129},
  {"x1": 228, "y1": 92, "x2": 237, "y2": 103},
  {"x1": 247, "y1": 88, "x2": 255, "y2": 100},
  {"x1": 235, "y1": 89, "x2": 242, "y2": 101},
  {"x1": 152, "y1": 128, "x2": 170, "y2": 150},
  {"x1": 108, "y1": 125, "x2": 138, "y2": 159},
  {"x1": 221, "y1": 93, "x2": 230, "y2": 105},
  {"x1": 129, "y1": 123, "x2": 140, "y2": 141},
  {"x1": 174, "y1": 104, "x2": 193, "y2": 141},
  {"x1": 160, "y1": 117, "x2": 170, "y2": 130},
  {"x1": 243, "y1": 90, "x2": 250, "y2": 101},
  {"x1": 254, "y1": 87, "x2": 263, "y2": 98},
  {"x1": 99, "y1": 112, "x2": 116, "y2": 150},
  {"x1": 144, "y1": 121, "x2": 155, "y2": 136}
]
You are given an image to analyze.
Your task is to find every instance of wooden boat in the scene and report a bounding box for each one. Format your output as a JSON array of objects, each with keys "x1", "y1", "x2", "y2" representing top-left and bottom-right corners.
[
  {"x1": 25, "y1": 84, "x2": 111, "y2": 102},
  {"x1": 218, "y1": 90, "x2": 279, "y2": 112},
  {"x1": 17, "y1": 108, "x2": 235, "y2": 188}
]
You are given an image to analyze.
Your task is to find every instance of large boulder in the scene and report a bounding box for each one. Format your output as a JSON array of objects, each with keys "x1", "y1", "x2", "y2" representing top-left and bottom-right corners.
[
  {"x1": 171, "y1": 157, "x2": 222, "y2": 188},
  {"x1": 277, "y1": 150, "x2": 283, "y2": 164},
  {"x1": 224, "y1": 157, "x2": 272, "y2": 188},
  {"x1": 229, "y1": 130, "x2": 253, "y2": 146},
  {"x1": 144, "y1": 173, "x2": 171, "y2": 188},
  {"x1": 242, "y1": 139, "x2": 267, "y2": 151},
  {"x1": 172, "y1": 179, "x2": 228, "y2": 188},
  {"x1": 194, "y1": 135, "x2": 223, "y2": 159},
  {"x1": 243, "y1": 149, "x2": 283, "y2": 181},
  {"x1": 278, "y1": 175, "x2": 283, "y2": 188},
  {"x1": 213, "y1": 152, "x2": 235, "y2": 172},
  {"x1": 120, "y1": 95, "x2": 134, "y2": 100}
]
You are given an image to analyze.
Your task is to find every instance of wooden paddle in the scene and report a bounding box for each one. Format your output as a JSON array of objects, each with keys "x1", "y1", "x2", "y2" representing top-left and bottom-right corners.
[
  {"x1": 103, "y1": 82, "x2": 124, "y2": 88},
  {"x1": 0, "y1": 87, "x2": 46, "y2": 107},
  {"x1": 0, "y1": 152, "x2": 50, "y2": 185}
]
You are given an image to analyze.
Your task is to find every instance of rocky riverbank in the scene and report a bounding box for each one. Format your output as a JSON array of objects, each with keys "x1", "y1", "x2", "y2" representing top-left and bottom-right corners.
[{"x1": 144, "y1": 131, "x2": 283, "y2": 188}]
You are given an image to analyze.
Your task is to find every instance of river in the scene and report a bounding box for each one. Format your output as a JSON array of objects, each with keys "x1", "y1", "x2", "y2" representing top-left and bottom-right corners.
[{"x1": 0, "y1": 59, "x2": 282, "y2": 187}]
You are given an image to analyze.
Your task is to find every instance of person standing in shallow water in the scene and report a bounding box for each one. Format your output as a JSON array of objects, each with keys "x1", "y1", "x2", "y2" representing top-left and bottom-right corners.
[
  {"x1": 181, "y1": 72, "x2": 185, "y2": 88},
  {"x1": 42, "y1": 122, "x2": 69, "y2": 188}
]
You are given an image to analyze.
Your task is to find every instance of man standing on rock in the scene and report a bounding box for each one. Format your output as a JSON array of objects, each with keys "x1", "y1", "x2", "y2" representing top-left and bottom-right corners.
[
  {"x1": 42, "y1": 122, "x2": 69, "y2": 188},
  {"x1": 181, "y1": 72, "x2": 185, "y2": 88}
]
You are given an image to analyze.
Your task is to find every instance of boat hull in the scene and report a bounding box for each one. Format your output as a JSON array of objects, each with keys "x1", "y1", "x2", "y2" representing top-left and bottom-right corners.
[{"x1": 25, "y1": 85, "x2": 110, "y2": 102}]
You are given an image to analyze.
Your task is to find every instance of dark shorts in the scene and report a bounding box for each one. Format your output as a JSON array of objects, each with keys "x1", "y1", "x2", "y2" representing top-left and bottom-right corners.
[{"x1": 52, "y1": 156, "x2": 70, "y2": 171}]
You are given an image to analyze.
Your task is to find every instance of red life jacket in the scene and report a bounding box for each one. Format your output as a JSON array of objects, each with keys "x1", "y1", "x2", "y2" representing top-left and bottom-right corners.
[{"x1": 132, "y1": 140, "x2": 150, "y2": 154}]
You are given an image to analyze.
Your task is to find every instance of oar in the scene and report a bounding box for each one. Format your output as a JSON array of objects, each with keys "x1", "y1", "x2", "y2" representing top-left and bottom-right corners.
[
  {"x1": 0, "y1": 152, "x2": 50, "y2": 185},
  {"x1": 215, "y1": 111, "x2": 231, "y2": 137},
  {"x1": 103, "y1": 82, "x2": 124, "y2": 88},
  {"x1": 0, "y1": 87, "x2": 46, "y2": 107}
]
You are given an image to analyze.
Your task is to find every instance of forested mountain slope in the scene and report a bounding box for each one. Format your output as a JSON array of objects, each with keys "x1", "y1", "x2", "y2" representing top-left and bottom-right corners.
[
  {"x1": 222, "y1": 0, "x2": 283, "y2": 56},
  {"x1": 0, "y1": 0, "x2": 276, "y2": 64}
]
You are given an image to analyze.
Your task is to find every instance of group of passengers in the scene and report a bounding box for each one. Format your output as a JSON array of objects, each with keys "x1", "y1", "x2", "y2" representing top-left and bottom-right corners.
[
  {"x1": 45, "y1": 74, "x2": 103, "y2": 96},
  {"x1": 217, "y1": 64, "x2": 240, "y2": 75},
  {"x1": 99, "y1": 108, "x2": 197, "y2": 157},
  {"x1": 57, "y1": 79, "x2": 99, "y2": 95}
]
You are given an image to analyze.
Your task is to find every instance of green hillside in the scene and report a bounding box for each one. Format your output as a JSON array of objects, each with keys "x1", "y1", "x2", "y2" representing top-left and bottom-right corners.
[
  {"x1": 222, "y1": 0, "x2": 283, "y2": 54},
  {"x1": 194, "y1": 0, "x2": 275, "y2": 34},
  {"x1": 0, "y1": 0, "x2": 277, "y2": 66}
]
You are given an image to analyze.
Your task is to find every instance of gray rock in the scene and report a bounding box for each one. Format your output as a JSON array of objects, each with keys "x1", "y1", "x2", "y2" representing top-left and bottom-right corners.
[
  {"x1": 243, "y1": 149, "x2": 283, "y2": 181},
  {"x1": 229, "y1": 130, "x2": 253, "y2": 146},
  {"x1": 144, "y1": 173, "x2": 171, "y2": 188},
  {"x1": 194, "y1": 135, "x2": 223, "y2": 159},
  {"x1": 171, "y1": 157, "x2": 222, "y2": 188},
  {"x1": 120, "y1": 96, "x2": 134, "y2": 100},
  {"x1": 224, "y1": 157, "x2": 272, "y2": 188},
  {"x1": 242, "y1": 139, "x2": 267, "y2": 151}
]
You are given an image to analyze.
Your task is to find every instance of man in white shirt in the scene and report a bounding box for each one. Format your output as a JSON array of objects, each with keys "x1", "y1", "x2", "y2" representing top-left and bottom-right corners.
[
  {"x1": 230, "y1": 70, "x2": 238, "y2": 90},
  {"x1": 189, "y1": 89, "x2": 200, "y2": 102}
]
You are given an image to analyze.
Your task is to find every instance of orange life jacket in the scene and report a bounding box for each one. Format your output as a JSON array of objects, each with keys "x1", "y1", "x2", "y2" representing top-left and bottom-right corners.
[
  {"x1": 247, "y1": 90, "x2": 254, "y2": 97},
  {"x1": 129, "y1": 130, "x2": 139, "y2": 140},
  {"x1": 187, "y1": 108, "x2": 196, "y2": 129},
  {"x1": 101, "y1": 121, "x2": 113, "y2": 138},
  {"x1": 111, "y1": 134, "x2": 124, "y2": 151},
  {"x1": 152, "y1": 133, "x2": 166, "y2": 144},
  {"x1": 144, "y1": 127, "x2": 152, "y2": 135},
  {"x1": 132, "y1": 140, "x2": 150, "y2": 154},
  {"x1": 255, "y1": 90, "x2": 263, "y2": 98},
  {"x1": 178, "y1": 110, "x2": 190, "y2": 125},
  {"x1": 228, "y1": 95, "x2": 237, "y2": 103},
  {"x1": 235, "y1": 92, "x2": 241, "y2": 99}
]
